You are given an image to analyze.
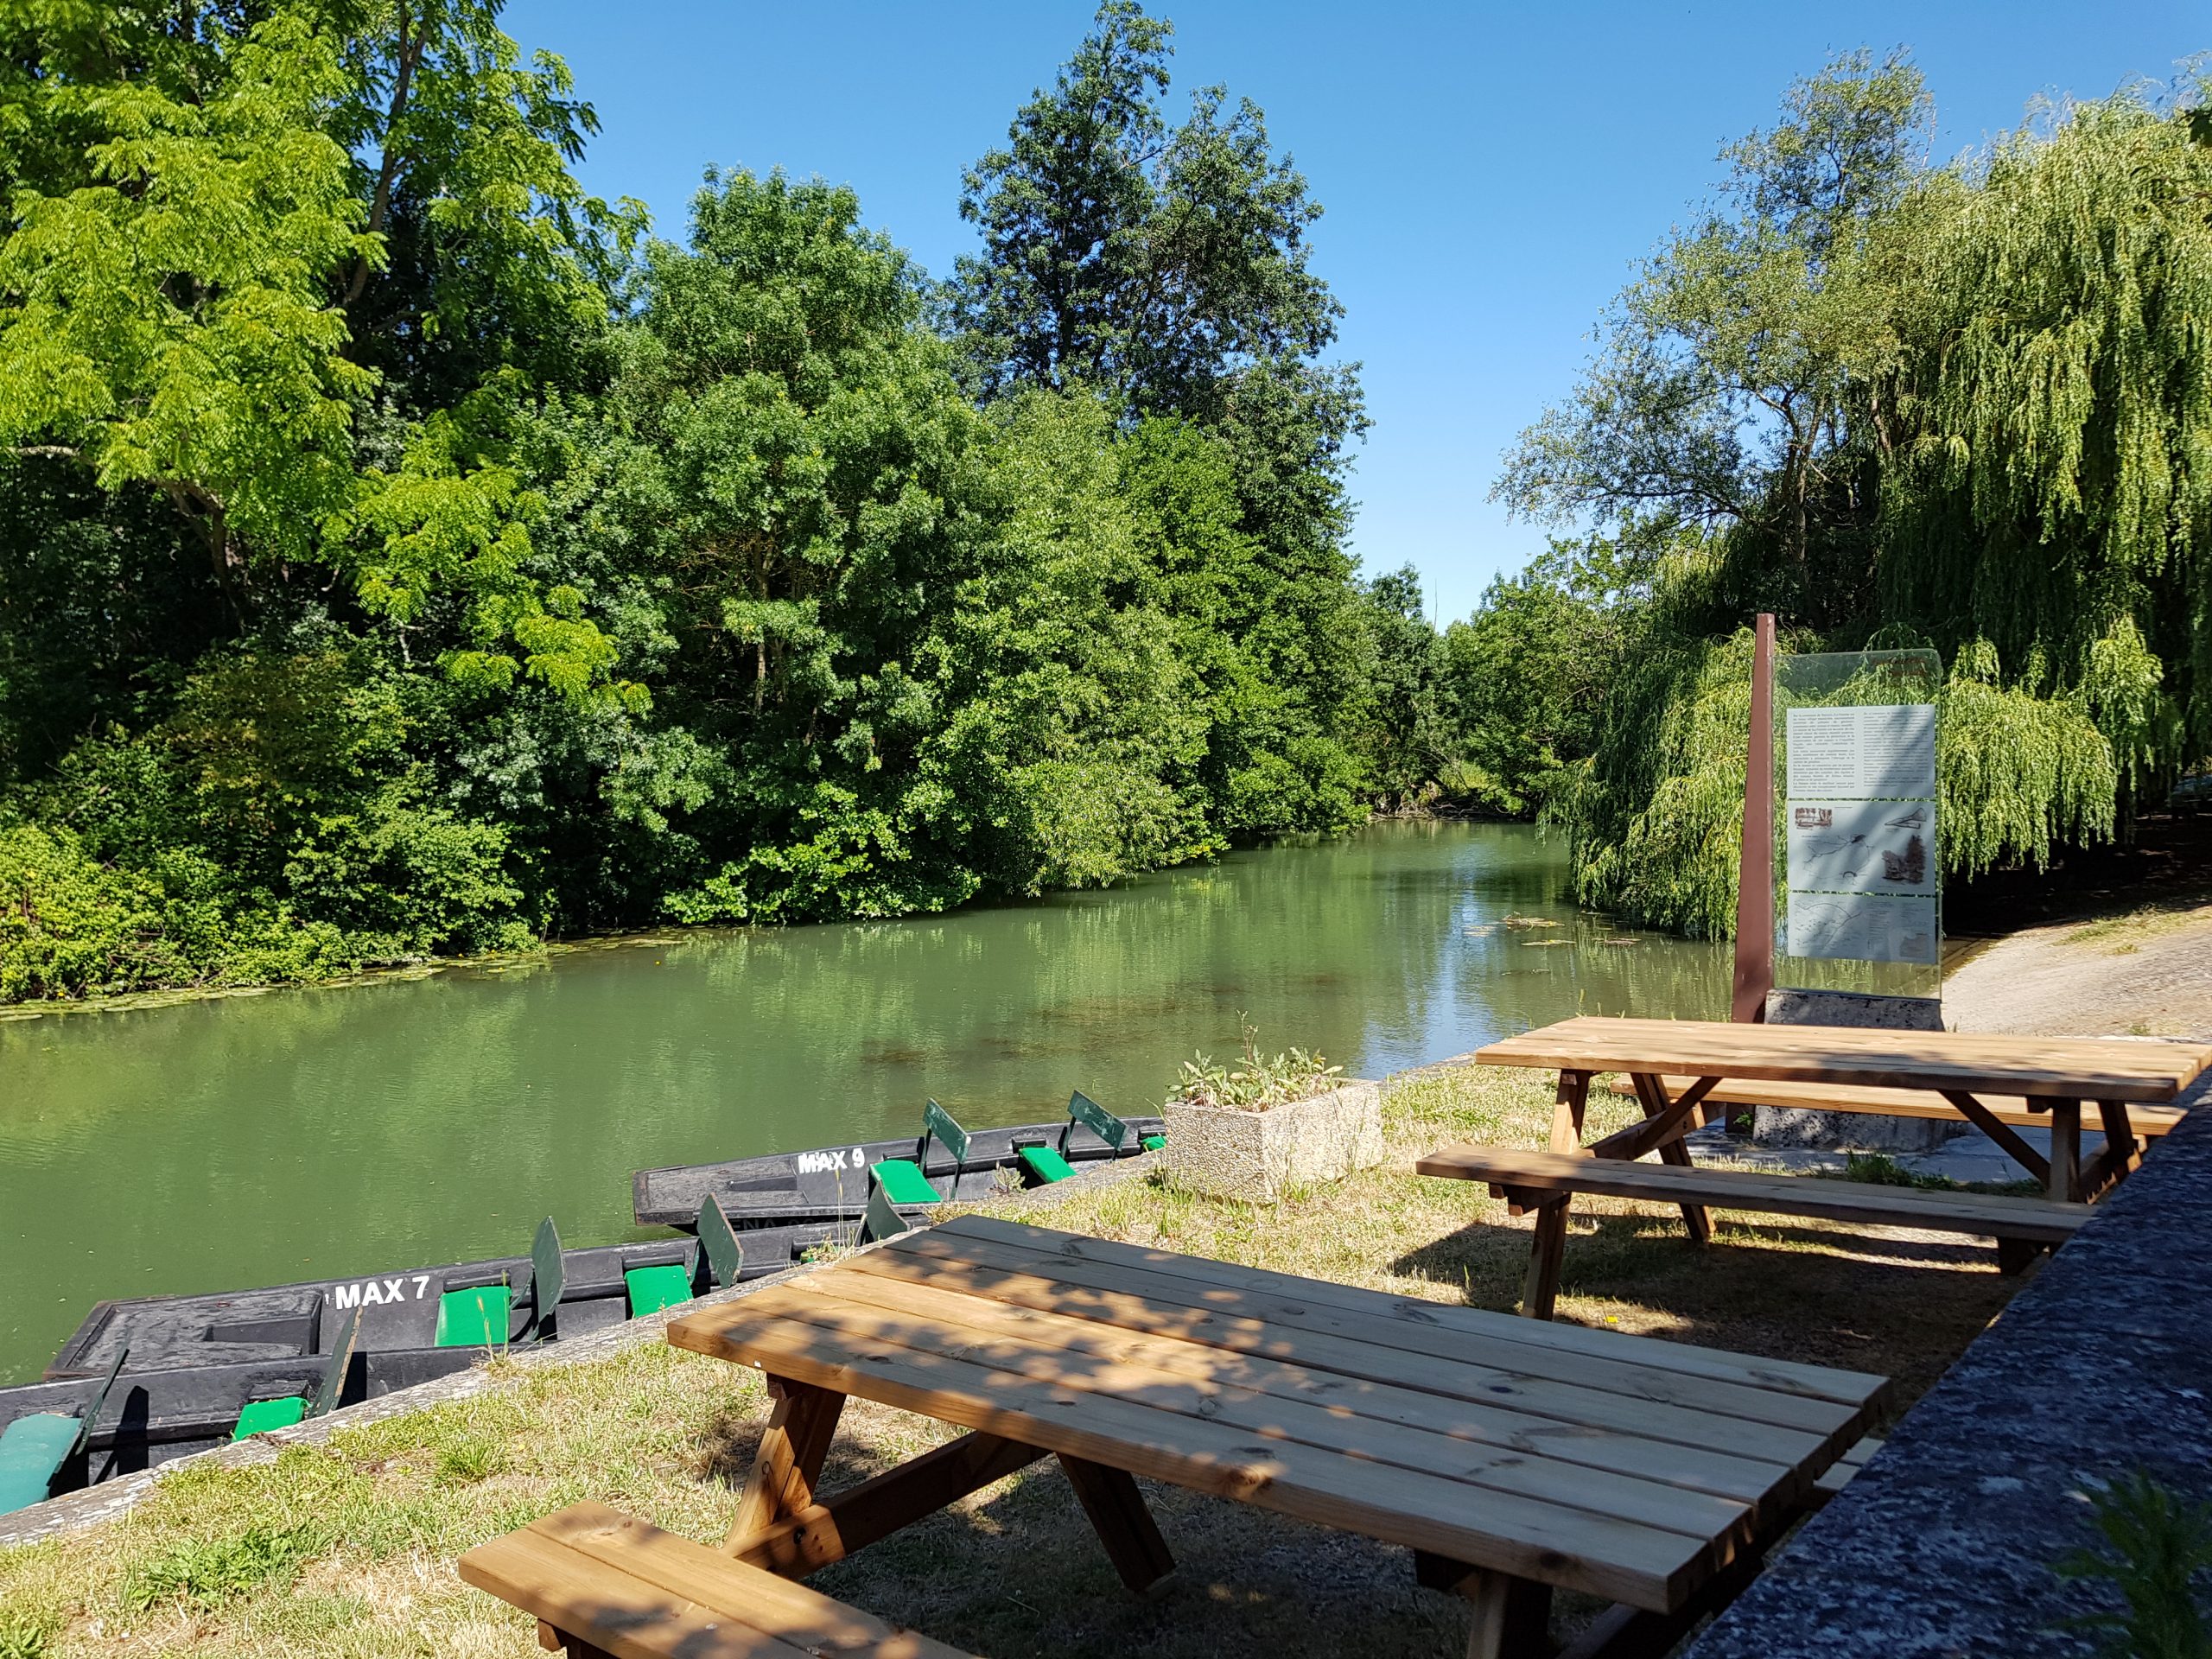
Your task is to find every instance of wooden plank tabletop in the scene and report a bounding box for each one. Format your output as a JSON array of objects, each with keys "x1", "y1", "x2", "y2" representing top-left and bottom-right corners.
[
  {"x1": 668, "y1": 1216, "x2": 1890, "y2": 1614},
  {"x1": 1473, "y1": 1017, "x2": 2212, "y2": 1103}
]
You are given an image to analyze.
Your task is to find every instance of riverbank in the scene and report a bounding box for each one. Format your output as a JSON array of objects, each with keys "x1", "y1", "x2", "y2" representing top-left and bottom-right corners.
[
  {"x1": 0, "y1": 1060, "x2": 2027, "y2": 1658},
  {"x1": 0, "y1": 823, "x2": 1732, "y2": 1386}
]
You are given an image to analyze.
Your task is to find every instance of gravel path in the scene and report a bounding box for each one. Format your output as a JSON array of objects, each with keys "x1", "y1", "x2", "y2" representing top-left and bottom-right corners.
[{"x1": 1944, "y1": 901, "x2": 2212, "y2": 1039}]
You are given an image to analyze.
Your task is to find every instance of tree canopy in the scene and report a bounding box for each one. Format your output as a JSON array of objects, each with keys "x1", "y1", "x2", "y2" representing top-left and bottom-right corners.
[
  {"x1": 0, "y1": 0, "x2": 1397, "y2": 1001},
  {"x1": 1475, "y1": 55, "x2": 2212, "y2": 936}
]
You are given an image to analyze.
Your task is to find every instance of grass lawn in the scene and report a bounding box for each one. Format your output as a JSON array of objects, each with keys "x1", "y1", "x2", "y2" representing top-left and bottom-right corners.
[{"x1": 0, "y1": 1063, "x2": 2027, "y2": 1658}]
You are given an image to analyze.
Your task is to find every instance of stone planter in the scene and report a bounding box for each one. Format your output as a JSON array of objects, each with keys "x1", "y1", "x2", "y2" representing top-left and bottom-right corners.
[{"x1": 1161, "y1": 1078, "x2": 1385, "y2": 1203}]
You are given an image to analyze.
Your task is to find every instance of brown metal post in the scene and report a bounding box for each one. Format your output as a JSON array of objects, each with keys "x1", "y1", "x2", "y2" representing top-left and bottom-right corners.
[{"x1": 1732, "y1": 613, "x2": 1777, "y2": 1023}]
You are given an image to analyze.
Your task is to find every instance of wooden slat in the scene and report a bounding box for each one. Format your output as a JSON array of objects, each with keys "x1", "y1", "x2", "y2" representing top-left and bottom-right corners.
[
  {"x1": 1604, "y1": 1075, "x2": 2186, "y2": 1135},
  {"x1": 1416, "y1": 1144, "x2": 2089, "y2": 1242},
  {"x1": 1475, "y1": 1017, "x2": 2212, "y2": 1103},
  {"x1": 850, "y1": 1227, "x2": 1865, "y2": 1458},
  {"x1": 805, "y1": 1266, "x2": 1797, "y2": 1504},
  {"x1": 1933, "y1": 1090, "x2": 2053, "y2": 1185},
  {"x1": 1589, "y1": 1076, "x2": 1719, "y2": 1160},
  {"x1": 461, "y1": 1527, "x2": 815, "y2": 1659},
  {"x1": 1630, "y1": 1072, "x2": 1712, "y2": 1243},
  {"x1": 922, "y1": 1215, "x2": 1890, "y2": 1409},
  {"x1": 792, "y1": 1272, "x2": 1760, "y2": 1538},
  {"x1": 670, "y1": 1298, "x2": 1720, "y2": 1610},
  {"x1": 486, "y1": 1503, "x2": 972, "y2": 1657}
]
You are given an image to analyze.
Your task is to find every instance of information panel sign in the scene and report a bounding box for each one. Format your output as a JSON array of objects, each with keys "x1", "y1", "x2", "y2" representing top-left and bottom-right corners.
[{"x1": 1783, "y1": 702, "x2": 1938, "y2": 966}]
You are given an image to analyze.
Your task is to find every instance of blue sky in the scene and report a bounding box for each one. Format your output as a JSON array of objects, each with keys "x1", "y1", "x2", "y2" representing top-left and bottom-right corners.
[{"x1": 509, "y1": 1, "x2": 2206, "y2": 623}]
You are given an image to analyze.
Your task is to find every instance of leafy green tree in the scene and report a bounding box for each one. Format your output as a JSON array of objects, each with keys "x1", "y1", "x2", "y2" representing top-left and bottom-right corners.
[
  {"x1": 950, "y1": 0, "x2": 1341, "y2": 422},
  {"x1": 1441, "y1": 543, "x2": 1636, "y2": 816},
  {"x1": 0, "y1": 0, "x2": 639, "y2": 693},
  {"x1": 949, "y1": 2, "x2": 1373, "y2": 833},
  {"x1": 1878, "y1": 86, "x2": 2212, "y2": 788},
  {"x1": 1355, "y1": 568, "x2": 1449, "y2": 810},
  {"x1": 1496, "y1": 51, "x2": 1929, "y2": 608},
  {"x1": 1497, "y1": 57, "x2": 2212, "y2": 936},
  {"x1": 0, "y1": 3, "x2": 1390, "y2": 1001}
]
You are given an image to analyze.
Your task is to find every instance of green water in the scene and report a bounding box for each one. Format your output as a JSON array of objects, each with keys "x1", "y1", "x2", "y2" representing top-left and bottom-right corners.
[{"x1": 0, "y1": 822, "x2": 1727, "y2": 1382}]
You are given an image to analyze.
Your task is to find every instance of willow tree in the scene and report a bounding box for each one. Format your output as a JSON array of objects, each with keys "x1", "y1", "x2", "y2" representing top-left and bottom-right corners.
[
  {"x1": 1498, "y1": 61, "x2": 2205, "y2": 937},
  {"x1": 1878, "y1": 85, "x2": 2212, "y2": 798}
]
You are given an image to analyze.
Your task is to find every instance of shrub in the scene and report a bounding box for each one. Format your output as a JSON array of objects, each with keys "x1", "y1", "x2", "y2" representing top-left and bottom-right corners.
[{"x1": 1170, "y1": 1020, "x2": 1343, "y2": 1111}]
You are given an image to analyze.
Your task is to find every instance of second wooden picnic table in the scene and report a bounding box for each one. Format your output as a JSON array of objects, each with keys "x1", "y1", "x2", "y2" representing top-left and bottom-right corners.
[
  {"x1": 667, "y1": 1213, "x2": 1890, "y2": 1659},
  {"x1": 1469, "y1": 1015, "x2": 2212, "y2": 1205}
]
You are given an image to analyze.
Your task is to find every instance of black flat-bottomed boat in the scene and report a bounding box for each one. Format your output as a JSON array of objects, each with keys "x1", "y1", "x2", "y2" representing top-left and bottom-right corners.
[
  {"x1": 632, "y1": 1092, "x2": 1163, "y2": 1230},
  {"x1": 0, "y1": 1202, "x2": 830, "y2": 1512}
]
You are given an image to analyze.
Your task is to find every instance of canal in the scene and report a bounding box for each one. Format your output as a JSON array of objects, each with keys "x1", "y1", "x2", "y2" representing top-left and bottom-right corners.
[{"x1": 0, "y1": 821, "x2": 1727, "y2": 1382}]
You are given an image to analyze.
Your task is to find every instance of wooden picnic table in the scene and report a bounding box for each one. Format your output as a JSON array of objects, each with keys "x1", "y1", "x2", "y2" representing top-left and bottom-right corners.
[
  {"x1": 667, "y1": 1213, "x2": 1890, "y2": 1659},
  {"x1": 1473, "y1": 1016, "x2": 2212, "y2": 1205}
]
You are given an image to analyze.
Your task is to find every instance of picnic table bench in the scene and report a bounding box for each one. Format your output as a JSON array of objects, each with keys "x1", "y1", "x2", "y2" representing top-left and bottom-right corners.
[
  {"x1": 457, "y1": 1214, "x2": 1894, "y2": 1659},
  {"x1": 1421, "y1": 1017, "x2": 2210, "y2": 1319}
]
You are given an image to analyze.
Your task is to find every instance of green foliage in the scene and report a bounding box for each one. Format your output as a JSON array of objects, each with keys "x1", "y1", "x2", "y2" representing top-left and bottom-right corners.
[
  {"x1": 1440, "y1": 543, "x2": 1636, "y2": 816},
  {"x1": 0, "y1": 1610, "x2": 50, "y2": 1659},
  {"x1": 1552, "y1": 623, "x2": 1757, "y2": 939},
  {"x1": 1879, "y1": 88, "x2": 2212, "y2": 779},
  {"x1": 1939, "y1": 643, "x2": 2118, "y2": 879},
  {"x1": 1497, "y1": 50, "x2": 1930, "y2": 594},
  {"x1": 0, "y1": 4, "x2": 1382, "y2": 1001},
  {"x1": 0, "y1": 0, "x2": 635, "y2": 697},
  {"x1": 2054, "y1": 1471, "x2": 2212, "y2": 1659},
  {"x1": 0, "y1": 823, "x2": 361, "y2": 1001},
  {"x1": 950, "y1": 0, "x2": 1342, "y2": 423},
  {"x1": 122, "y1": 1524, "x2": 326, "y2": 1612},
  {"x1": 1170, "y1": 1019, "x2": 1342, "y2": 1111},
  {"x1": 1491, "y1": 58, "x2": 2212, "y2": 934}
]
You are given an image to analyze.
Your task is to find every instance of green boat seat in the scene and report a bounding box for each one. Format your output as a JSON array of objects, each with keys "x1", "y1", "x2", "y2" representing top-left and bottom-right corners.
[
  {"x1": 226, "y1": 1302, "x2": 365, "y2": 1442},
  {"x1": 696, "y1": 1192, "x2": 744, "y2": 1289},
  {"x1": 0, "y1": 1345, "x2": 128, "y2": 1516},
  {"x1": 1017, "y1": 1145, "x2": 1077, "y2": 1185},
  {"x1": 861, "y1": 1181, "x2": 916, "y2": 1245},
  {"x1": 435, "y1": 1285, "x2": 512, "y2": 1348},
  {"x1": 231, "y1": 1396, "x2": 309, "y2": 1440},
  {"x1": 0, "y1": 1414, "x2": 82, "y2": 1515},
  {"x1": 625, "y1": 1263, "x2": 694, "y2": 1316},
  {"x1": 871, "y1": 1159, "x2": 939, "y2": 1207}
]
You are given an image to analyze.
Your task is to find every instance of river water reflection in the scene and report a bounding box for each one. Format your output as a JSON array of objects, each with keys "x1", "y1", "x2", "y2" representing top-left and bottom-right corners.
[{"x1": 0, "y1": 821, "x2": 1726, "y2": 1381}]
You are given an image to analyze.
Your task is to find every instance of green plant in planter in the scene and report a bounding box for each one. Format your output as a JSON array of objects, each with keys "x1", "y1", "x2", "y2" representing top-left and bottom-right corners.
[{"x1": 1171, "y1": 1020, "x2": 1343, "y2": 1112}]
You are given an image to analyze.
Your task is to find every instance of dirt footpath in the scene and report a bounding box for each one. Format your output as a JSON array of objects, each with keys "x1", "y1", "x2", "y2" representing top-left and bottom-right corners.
[{"x1": 1946, "y1": 901, "x2": 2212, "y2": 1039}]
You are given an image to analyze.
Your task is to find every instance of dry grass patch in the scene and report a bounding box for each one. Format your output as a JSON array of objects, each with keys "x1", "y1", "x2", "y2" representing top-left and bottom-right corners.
[
  {"x1": 2063, "y1": 902, "x2": 2210, "y2": 954},
  {"x1": 0, "y1": 1062, "x2": 2028, "y2": 1656}
]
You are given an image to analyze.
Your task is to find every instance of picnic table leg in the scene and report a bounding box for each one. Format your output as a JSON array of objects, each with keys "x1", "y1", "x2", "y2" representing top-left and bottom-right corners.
[
  {"x1": 725, "y1": 1376, "x2": 847, "y2": 1554},
  {"x1": 734, "y1": 1431, "x2": 1049, "y2": 1575},
  {"x1": 1549, "y1": 1069, "x2": 1592, "y2": 1154},
  {"x1": 2087, "y1": 1101, "x2": 2142, "y2": 1197},
  {"x1": 1462, "y1": 1568, "x2": 1553, "y2": 1659},
  {"x1": 1521, "y1": 1071, "x2": 1590, "y2": 1320},
  {"x1": 1630, "y1": 1074, "x2": 1713, "y2": 1245},
  {"x1": 2047, "y1": 1100, "x2": 2082, "y2": 1204},
  {"x1": 1057, "y1": 1452, "x2": 1175, "y2": 1591}
]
